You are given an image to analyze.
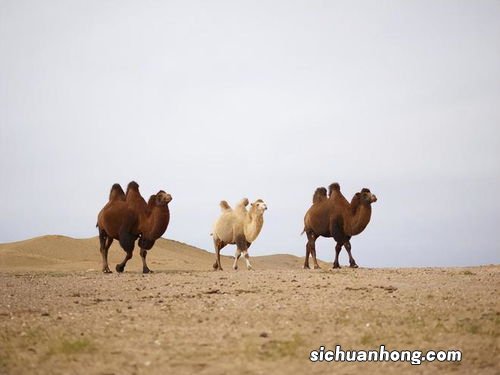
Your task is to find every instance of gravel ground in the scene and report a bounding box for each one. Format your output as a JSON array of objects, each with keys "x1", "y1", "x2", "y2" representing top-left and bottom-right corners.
[{"x1": 0, "y1": 265, "x2": 498, "y2": 374}]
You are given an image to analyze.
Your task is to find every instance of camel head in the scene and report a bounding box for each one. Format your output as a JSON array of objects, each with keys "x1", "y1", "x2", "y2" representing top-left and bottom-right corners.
[
  {"x1": 251, "y1": 199, "x2": 268, "y2": 213},
  {"x1": 153, "y1": 190, "x2": 173, "y2": 206},
  {"x1": 358, "y1": 188, "x2": 377, "y2": 204}
]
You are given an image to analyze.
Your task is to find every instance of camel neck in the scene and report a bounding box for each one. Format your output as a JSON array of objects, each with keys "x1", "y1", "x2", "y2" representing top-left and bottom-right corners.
[
  {"x1": 350, "y1": 203, "x2": 371, "y2": 236},
  {"x1": 244, "y1": 210, "x2": 264, "y2": 243},
  {"x1": 143, "y1": 206, "x2": 170, "y2": 240}
]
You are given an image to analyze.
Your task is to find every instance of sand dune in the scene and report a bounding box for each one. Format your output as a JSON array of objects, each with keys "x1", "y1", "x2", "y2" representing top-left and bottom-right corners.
[{"x1": 0, "y1": 235, "x2": 324, "y2": 272}]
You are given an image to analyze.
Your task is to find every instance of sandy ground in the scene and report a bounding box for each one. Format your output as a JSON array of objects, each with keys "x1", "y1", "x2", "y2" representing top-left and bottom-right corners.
[{"x1": 0, "y1": 236, "x2": 498, "y2": 374}]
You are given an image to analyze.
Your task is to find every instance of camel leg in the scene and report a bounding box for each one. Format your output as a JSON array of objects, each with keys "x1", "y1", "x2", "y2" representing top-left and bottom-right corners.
[
  {"x1": 233, "y1": 249, "x2": 242, "y2": 270},
  {"x1": 242, "y1": 250, "x2": 253, "y2": 270},
  {"x1": 303, "y1": 231, "x2": 311, "y2": 269},
  {"x1": 215, "y1": 246, "x2": 222, "y2": 271},
  {"x1": 244, "y1": 241, "x2": 254, "y2": 270},
  {"x1": 344, "y1": 241, "x2": 358, "y2": 268},
  {"x1": 140, "y1": 249, "x2": 153, "y2": 273},
  {"x1": 99, "y1": 230, "x2": 113, "y2": 273},
  {"x1": 236, "y1": 237, "x2": 253, "y2": 270},
  {"x1": 99, "y1": 230, "x2": 107, "y2": 272},
  {"x1": 308, "y1": 232, "x2": 321, "y2": 269},
  {"x1": 333, "y1": 242, "x2": 342, "y2": 269},
  {"x1": 103, "y1": 237, "x2": 113, "y2": 273},
  {"x1": 303, "y1": 246, "x2": 310, "y2": 269},
  {"x1": 213, "y1": 238, "x2": 225, "y2": 271},
  {"x1": 116, "y1": 251, "x2": 133, "y2": 273}
]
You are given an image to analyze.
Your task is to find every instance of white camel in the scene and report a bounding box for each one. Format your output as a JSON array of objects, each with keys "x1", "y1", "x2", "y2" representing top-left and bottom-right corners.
[{"x1": 211, "y1": 198, "x2": 267, "y2": 271}]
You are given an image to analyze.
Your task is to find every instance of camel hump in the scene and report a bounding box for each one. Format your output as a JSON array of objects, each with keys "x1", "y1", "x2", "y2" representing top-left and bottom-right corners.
[
  {"x1": 220, "y1": 200, "x2": 231, "y2": 211},
  {"x1": 109, "y1": 183, "x2": 125, "y2": 201},
  {"x1": 328, "y1": 182, "x2": 341, "y2": 197},
  {"x1": 236, "y1": 198, "x2": 249, "y2": 209},
  {"x1": 313, "y1": 187, "x2": 327, "y2": 204},
  {"x1": 126, "y1": 181, "x2": 140, "y2": 194}
]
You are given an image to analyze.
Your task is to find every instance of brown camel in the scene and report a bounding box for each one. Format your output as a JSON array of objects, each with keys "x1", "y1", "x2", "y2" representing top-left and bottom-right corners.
[
  {"x1": 96, "y1": 182, "x2": 172, "y2": 273},
  {"x1": 302, "y1": 183, "x2": 377, "y2": 269}
]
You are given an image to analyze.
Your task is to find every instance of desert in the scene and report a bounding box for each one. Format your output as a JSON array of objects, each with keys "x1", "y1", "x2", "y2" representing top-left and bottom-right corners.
[
  {"x1": 0, "y1": 235, "x2": 498, "y2": 374},
  {"x1": 2, "y1": 4, "x2": 499, "y2": 374}
]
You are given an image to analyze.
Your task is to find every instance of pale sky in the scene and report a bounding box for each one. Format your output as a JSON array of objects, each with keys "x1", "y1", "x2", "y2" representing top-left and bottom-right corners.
[{"x1": 1, "y1": 0, "x2": 499, "y2": 267}]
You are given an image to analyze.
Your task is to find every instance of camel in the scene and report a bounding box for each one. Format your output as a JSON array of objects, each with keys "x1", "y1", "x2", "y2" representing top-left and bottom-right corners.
[
  {"x1": 302, "y1": 183, "x2": 377, "y2": 269},
  {"x1": 96, "y1": 182, "x2": 172, "y2": 273},
  {"x1": 211, "y1": 198, "x2": 267, "y2": 271}
]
